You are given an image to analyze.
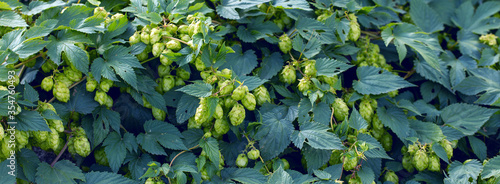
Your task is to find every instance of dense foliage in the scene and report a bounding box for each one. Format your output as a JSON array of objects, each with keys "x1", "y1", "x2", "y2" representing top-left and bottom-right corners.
[{"x1": 1, "y1": 0, "x2": 500, "y2": 183}]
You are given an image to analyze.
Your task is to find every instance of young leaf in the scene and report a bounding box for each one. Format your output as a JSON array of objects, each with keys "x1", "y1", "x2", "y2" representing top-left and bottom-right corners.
[
  {"x1": 35, "y1": 160, "x2": 86, "y2": 184},
  {"x1": 46, "y1": 30, "x2": 91, "y2": 73},
  {"x1": 353, "y1": 66, "x2": 416, "y2": 95}
]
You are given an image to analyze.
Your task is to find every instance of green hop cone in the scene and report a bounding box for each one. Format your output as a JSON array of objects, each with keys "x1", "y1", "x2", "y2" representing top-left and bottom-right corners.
[
  {"x1": 175, "y1": 77, "x2": 185, "y2": 86},
  {"x1": 247, "y1": 149, "x2": 260, "y2": 160},
  {"x1": 371, "y1": 114, "x2": 383, "y2": 130},
  {"x1": 280, "y1": 65, "x2": 296, "y2": 84},
  {"x1": 162, "y1": 75, "x2": 175, "y2": 92},
  {"x1": 1, "y1": 137, "x2": 13, "y2": 156},
  {"x1": 145, "y1": 178, "x2": 154, "y2": 184},
  {"x1": 72, "y1": 127, "x2": 87, "y2": 138},
  {"x1": 412, "y1": 149, "x2": 429, "y2": 171},
  {"x1": 41, "y1": 77, "x2": 54, "y2": 92},
  {"x1": 93, "y1": 7, "x2": 108, "y2": 19},
  {"x1": 232, "y1": 85, "x2": 248, "y2": 101},
  {"x1": 384, "y1": 170, "x2": 399, "y2": 184},
  {"x1": 254, "y1": 85, "x2": 271, "y2": 106},
  {"x1": 140, "y1": 31, "x2": 150, "y2": 44},
  {"x1": 49, "y1": 119, "x2": 64, "y2": 133},
  {"x1": 0, "y1": 126, "x2": 3, "y2": 140},
  {"x1": 214, "y1": 118, "x2": 229, "y2": 135},
  {"x1": 242, "y1": 93, "x2": 256, "y2": 111},
  {"x1": 381, "y1": 133, "x2": 393, "y2": 151},
  {"x1": 94, "y1": 148, "x2": 109, "y2": 166},
  {"x1": 53, "y1": 82, "x2": 70, "y2": 102},
  {"x1": 303, "y1": 60, "x2": 317, "y2": 77},
  {"x1": 278, "y1": 34, "x2": 292, "y2": 53},
  {"x1": 105, "y1": 96, "x2": 113, "y2": 108},
  {"x1": 41, "y1": 60, "x2": 58, "y2": 73},
  {"x1": 329, "y1": 150, "x2": 343, "y2": 165},
  {"x1": 74, "y1": 136, "x2": 91, "y2": 157},
  {"x1": 439, "y1": 139, "x2": 453, "y2": 160},
  {"x1": 160, "y1": 49, "x2": 173, "y2": 66},
  {"x1": 342, "y1": 154, "x2": 359, "y2": 171},
  {"x1": 348, "y1": 174, "x2": 362, "y2": 184},
  {"x1": 149, "y1": 27, "x2": 161, "y2": 44},
  {"x1": 166, "y1": 40, "x2": 181, "y2": 51},
  {"x1": 229, "y1": 103, "x2": 245, "y2": 126},
  {"x1": 236, "y1": 153, "x2": 248, "y2": 168},
  {"x1": 64, "y1": 68, "x2": 82, "y2": 82},
  {"x1": 359, "y1": 99, "x2": 374, "y2": 122},
  {"x1": 152, "y1": 42, "x2": 165, "y2": 57},
  {"x1": 55, "y1": 73, "x2": 73, "y2": 87},
  {"x1": 165, "y1": 24, "x2": 178, "y2": 34},
  {"x1": 428, "y1": 153, "x2": 440, "y2": 172},
  {"x1": 332, "y1": 98, "x2": 349, "y2": 121},
  {"x1": 224, "y1": 97, "x2": 236, "y2": 109},
  {"x1": 297, "y1": 77, "x2": 312, "y2": 92},
  {"x1": 348, "y1": 14, "x2": 361, "y2": 42},
  {"x1": 407, "y1": 144, "x2": 419, "y2": 156},
  {"x1": 388, "y1": 90, "x2": 399, "y2": 98},
  {"x1": 194, "y1": 98, "x2": 209, "y2": 125},
  {"x1": 176, "y1": 68, "x2": 190, "y2": 80},
  {"x1": 48, "y1": 128, "x2": 60, "y2": 151},
  {"x1": 157, "y1": 64, "x2": 170, "y2": 77},
  {"x1": 214, "y1": 104, "x2": 224, "y2": 119},
  {"x1": 86, "y1": 78, "x2": 98, "y2": 92},
  {"x1": 218, "y1": 80, "x2": 234, "y2": 96},
  {"x1": 33, "y1": 131, "x2": 48, "y2": 144},
  {"x1": 95, "y1": 90, "x2": 108, "y2": 105},
  {"x1": 402, "y1": 154, "x2": 415, "y2": 173},
  {"x1": 99, "y1": 78, "x2": 113, "y2": 92},
  {"x1": 15, "y1": 131, "x2": 29, "y2": 148},
  {"x1": 187, "y1": 117, "x2": 201, "y2": 129},
  {"x1": 178, "y1": 25, "x2": 189, "y2": 34},
  {"x1": 152, "y1": 107, "x2": 166, "y2": 121},
  {"x1": 129, "y1": 32, "x2": 141, "y2": 45},
  {"x1": 195, "y1": 57, "x2": 206, "y2": 71}
]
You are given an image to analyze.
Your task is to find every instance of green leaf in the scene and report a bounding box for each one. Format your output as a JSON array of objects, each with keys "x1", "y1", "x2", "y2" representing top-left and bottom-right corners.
[
  {"x1": 409, "y1": 0, "x2": 443, "y2": 33},
  {"x1": 256, "y1": 108, "x2": 294, "y2": 160},
  {"x1": 357, "y1": 166, "x2": 375, "y2": 184},
  {"x1": 357, "y1": 133, "x2": 383, "y2": 150},
  {"x1": 23, "y1": 84, "x2": 38, "y2": 102},
  {"x1": 24, "y1": 19, "x2": 58, "y2": 39},
  {"x1": 376, "y1": 106, "x2": 410, "y2": 141},
  {"x1": 103, "y1": 132, "x2": 135, "y2": 173},
  {"x1": 92, "y1": 107, "x2": 120, "y2": 146},
  {"x1": 381, "y1": 23, "x2": 442, "y2": 71},
  {"x1": 481, "y1": 156, "x2": 500, "y2": 179},
  {"x1": 199, "y1": 137, "x2": 220, "y2": 169},
  {"x1": 235, "y1": 76, "x2": 268, "y2": 91},
  {"x1": 176, "y1": 94, "x2": 200, "y2": 124},
  {"x1": 303, "y1": 145, "x2": 330, "y2": 173},
  {"x1": 292, "y1": 34, "x2": 321, "y2": 59},
  {"x1": 81, "y1": 171, "x2": 139, "y2": 184},
  {"x1": 415, "y1": 57, "x2": 452, "y2": 91},
  {"x1": 225, "y1": 168, "x2": 267, "y2": 184},
  {"x1": 478, "y1": 48, "x2": 500, "y2": 67},
  {"x1": 348, "y1": 107, "x2": 369, "y2": 131},
  {"x1": 258, "y1": 52, "x2": 284, "y2": 80},
  {"x1": 21, "y1": 0, "x2": 66, "y2": 15},
  {"x1": 216, "y1": 0, "x2": 271, "y2": 20},
  {"x1": 18, "y1": 149, "x2": 41, "y2": 182},
  {"x1": 0, "y1": 159, "x2": 16, "y2": 184},
  {"x1": 136, "y1": 120, "x2": 187, "y2": 155},
  {"x1": 457, "y1": 30, "x2": 482, "y2": 59},
  {"x1": 294, "y1": 121, "x2": 344, "y2": 150},
  {"x1": 206, "y1": 97, "x2": 219, "y2": 120},
  {"x1": 221, "y1": 45, "x2": 258, "y2": 76},
  {"x1": 432, "y1": 143, "x2": 449, "y2": 163},
  {"x1": 176, "y1": 83, "x2": 213, "y2": 98},
  {"x1": 0, "y1": 11, "x2": 27, "y2": 27},
  {"x1": 91, "y1": 46, "x2": 144, "y2": 89},
  {"x1": 323, "y1": 164, "x2": 343, "y2": 181},
  {"x1": 451, "y1": 1, "x2": 500, "y2": 34},
  {"x1": 65, "y1": 84, "x2": 99, "y2": 114},
  {"x1": 12, "y1": 39, "x2": 49, "y2": 59},
  {"x1": 55, "y1": 5, "x2": 93, "y2": 29},
  {"x1": 313, "y1": 169, "x2": 331, "y2": 180},
  {"x1": 272, "y1": 0, "x2": 311, "y2": 10},
  {"x1": 447, "y1": 159, "x2": 483, "y2": 184},
  {"x1": 353, "y1": 66, "x2": 416, "y2": 95},
  {"x1": 267, "y1": 167, "x2": 293, "y2": 184},
  {"x1": 312, "y1": 102, "x2": 331, "y2": 126},
  {"x1": 126, "y1": 153, "x2": 153, "y2": 180},
  {"x1": 46, "y1": 30, "x2": 91, "y2": 73},
  {"x1": 364, "y1": 148, "x2": 392, "y2": 160},
  {"x1": 455, "y1": 68, "x2": 500, "y2": 106},
  {"x1": 467, "y1": 136, "x2": 487, "y2": 161},
  {"x1": 441, "y1": 103, "x2": 497, "y2": 136},
  {"x1": 408, "y1": 119, "x2": 444, "y2": 144},
  {"x1": 16, "y1": 110, "x2": 51, "y2": 131},
  {"x1": 236, "y1": 17, "x2": 281, "y2": 43},
  {"x1": 35, "y1": 160, "x2": 85, "y2": 184},
  {"x1": 315, "y1": 58, "x2": 353, "y2": 77}
]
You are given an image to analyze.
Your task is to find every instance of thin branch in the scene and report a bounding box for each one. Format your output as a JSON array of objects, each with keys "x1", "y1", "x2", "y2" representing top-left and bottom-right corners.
[
  {"x1": 51, "y1": 135, "x2": 72, "y2": 167},
  {"x1": 14, "y1": 53, "x2": 43, "y2": 68},
  {"x1": 140, "y1": 56, "x2": 158, "y2": 65},
  {"x1": 169, "y1": 145, "x2": 200, "y2": 168}
]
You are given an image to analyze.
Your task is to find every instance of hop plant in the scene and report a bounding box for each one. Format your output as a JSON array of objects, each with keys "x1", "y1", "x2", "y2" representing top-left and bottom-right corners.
[
  {"x1": 412, "y1": 149, "x2": 429, "y2": 171},
  {"x1": 149, "y1": 27, "x2": 161, "y2": 44},
  {"x1": 93, "y1": 7, "x2": 107, "y2": 19},
  {"x1": 162, "y1": 75, "x2": 175, "y2": 92},
  {"x1": 95, "y1": 91, "x2": 109, "y2": 106},
  {"x1": 383, "y1": 170, "x2": 399, "y2": 184},
  {"x1": 53, "y1": 82, "x2": 70, "y2": 102},
  {"x1": 176, "y1": 68, "x2": 190, "y2": 80},
  {"x1": 129, "y1": 32, "x2": 141, "y2": 45},
  {"x1": 194, "y1": 98, "x2": 210, "y2": 125},
  {"x1": 381, "y1": 133, "x2": 393, "y2": 151},
  {"x1": 229, "y1": 103, "x2": 245, "y2": 126},
  {"x1": 64, "y1": 67, "x2": 82, "y2": 82},
  {"x1": 348, "y1": 13, "x2": 361, "y2": 42},
  {"x1": 47, "y1": 128, "x2": 60, "y2": 151},
  {"x1": 280, "y1": 65, "x2": 296, "y2": 84},
  {"x1": 402, "y1": 154, "x2": 415, "y2": 173},
  {"x1": 302, "y1": 60, "x2": 316, "y2": 77},
  {"x1": 439, "y1": 139, "x2": 453, "y2": 160},
  {"x1": 74, "y1": 136, "x2": 91, "y2": 157},
  {"x1": 332, "y1": 98, "x2": 349, "y2": 121},
  {"x1": 166, "y1": 40, "x2": 181, "y2": 51},
  {"x1": 152, "y1": 42, "x2": 165, "y2": 57},
  {"x1": 214, "y1": 118, "x2": 230, "y2": 135},
  {"x1": 479, "y1": 33, "x2": 498, "y2": 46},
  {"x1": 49, "y1": 119, "x2": 65, "y2": 133},
  {"x1": 232, "y1": 85, "x2": 248, "y2": 101},
  {"x1": 278, "y1": 34, "x2": 292, "y2": 53},
  {"x1": 41, "y1": 77, "x2": 54, "y2": 92},
  {"x1": 86, "y1": 77, "x2": 98, "y2": 92},
  {"x1": 359, "y1": 99, "x2": 374, "y2": 122},
  {"x1": 218, "y1": 80, "x2": 234, "y2": 96},
  {"x1": 342, "y1": 153, "x2": 359, "y2": 171},
  {"x1": 140, "y1": 31, "x2": 150, "y2": 44},
  {"x1": 157, "y1": 65, "x2": 170, "y2": 77},
  {"x1": 297, "y1": 77, "x2": 312, "y2": 92},
  {"x1": 55, "y1": 73, "x2": 73, "y2": 87},
  {"x1": 160, "y1": 49, "x2": 173, "y2": 66},
  {"x1": 247, "y1": 149, "x2": 260, "y2": 160},
  {"x1": 236, "y1": 153, "x2": 248, "y2": 168},
  {"x1": 99, "y1": 78, "x2": 113, "y2": 92},
  {"x1": 214, "y1": 104, "x2": 224, "y2": 119},
  {"x1": 152, "y1": 107, "x2": 166, "y2": 121},
  {"x1": 241, "y1": 93, "x2": 256, "y2": 111},
  {"x1": 253, "y1": 86, "x2": 271, "y2": 106},
  {"x1": 428, "y1": 153, "x2": 440, "y2": 172}
]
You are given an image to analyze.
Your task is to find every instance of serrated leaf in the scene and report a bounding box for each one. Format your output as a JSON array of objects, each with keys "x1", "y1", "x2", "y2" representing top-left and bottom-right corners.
[
  {"x1": 455, "y1": 68, "x2": 500, "y2": 106},
  {"x1": 258, "y1": 52, "x2": 284, "y2": 80},
  {"x1": 15, "y1": 110, "x2": 51, "y2": 131},
  {"x1": 415, "y1": 58, "x2": 452, "y2": 91},
  {"x1": 226, "y1": 168, "x2": 267, "y2": 184},
  {"x1": 24, "y1": 19, "x2": 58, "y2": 39},
  {"x1": 349, "y1": 107, "x2": 369, "y2": 131},
  {"x1": 441, "y1": 103, "x2": 497, "y2": 136},
  {"x1": 46, "y1": 30, "x2": 91, "y2": 73},
  {"x1": 176, "y1": 83, "x2": 213, "y2": 98},
  {"x1": 0, "y1": 159, "x2": 16, "y2": 184},
  {"x1": 0, "y1": 11, "x2": 27, "y2": 27},
  {"x1": 126, "y1": 153, "x2": 153, "y2": 180},
  {"x1": 103, "y1": 132, "x2": 130, "y2": 173},
  {"x1": 323, "y1": 164, "x2": 343, "y2": 181},
  {"x1": 467, "y1": 136, "x2": 487, "y2": 161},
  {"x1": 176, "y1": 94, "x2": 200, "y2": 124},
  {"x1": 91, "y1": 46, "x2": 144, "y2": 89},
  {"x1": 312, "y1": 102, "x2": 331, "y2": 126},
  {"x1": 432, "y1": 143, "x2": 449, "y2": 164},
  {"x1": 353, "y1": 66, "x2": 416, "y2": 95},
  {"x1": 481, "y1": 156, "x2": 500, "y2": 179},
  {"x1": 313, "y1": 169, "x2": 331, "y2": 180},
  {"x1": 137, "y1": 120, "x2": 187, "y2": 155},
  {"x1": 315, "y1": 58, "x2": 353, "y2": 77},
  {"x1": 35, "y1": 160, "x2": 85, "y2": 184},
  {"x1": 81, "y1": 171, "x2": 139, "y2": 184},
  {"x1": 257, "y1": 109, "x2": 294, "y2": 160},
  {"x1": 23, "y1": 84, "x2": 38, "y2": 102},
  {"x1": 221, "y1": 45, "x2": 258, "y2": 76},
  {"x1": 381, "y1": 23, "x2": 442, "y2": 71},
  {"x1": 409, "y1": 0, "x2": 443, "y2": 33},
  {"x1": 235, "y1": 75, "x2": 268, "y2": 91},
  {"x1": 377, "y1": 106, "x2": 410, "y2": 141},
  {"x1": 408, "y1": 119, "x2": 444, "y2": 144},
  {"x1": 65, "y1": 84, "x2": 99, "y2": 114},
  {"x1": 303, "y1": 145, "x2": 331, "y2": 173},
  {"x1": 457, "y1": 30, "x2": 482, "y2": 60},
  {"x1": 267, "y1": 167, "x2": 294, "y2": 184},
  {"x1": 292, "y1": 34, "x2": 321, "y2": 59},
  {"x1": 357, "y1": 166, "x2": 375, "y2": 184},
  {"x1": 216, "y1": 0, "x2": 271, "y2": 20},
  {"x1": 92, "y1": 107, "x2": 120, "y2": 146},
  {"x1": 21, "y1": 0, "x2": 66, "y2": 15},
  {"x1": 451, "y1": 1, "x2": 500, "y2": 34},
  {"x1": 12, "y1": 39, "x2": 49, "y2": 59},
  {"x1": 236, "y1": 17, "x2": 281, "y2": 43},
  {"x1": 295, "y1": 121, "x2": 344, "y2": 150},
  {"x1": 200, "y1": 137, "x2": 220, "y2": 169},
  {"x1": 447, "y1": 159, "x2": 483, "y2": 184},
  {"x1": 272, "y1": 0, "x2": 311, "y2": 10},
  {"x1": 364, "y1": 148, "x2": 392, "y2": 160},
  {"x1": 18, "y1": 148, "x2": 40, "y2": 182}
]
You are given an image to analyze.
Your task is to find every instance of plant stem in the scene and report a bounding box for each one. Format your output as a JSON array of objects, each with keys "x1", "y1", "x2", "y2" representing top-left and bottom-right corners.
[
  {"x1": 51, "y1": 135, "x2": 72, "y2": 167},
  {"x1": 169, "y1": 145, "x2": 200, "y2": 167},
  {"x1": 14, "y1": 53, "x2": 43, "y2": 68},
  {"x1": 140, "y1": 56, "x2": 158, "y2": 65}
]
